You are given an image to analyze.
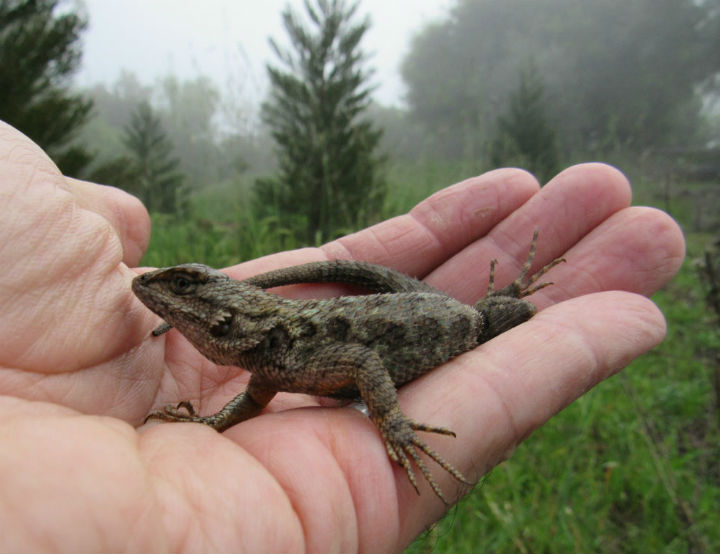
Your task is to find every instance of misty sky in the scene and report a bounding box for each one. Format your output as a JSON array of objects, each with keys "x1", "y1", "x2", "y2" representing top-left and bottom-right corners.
[{"x1": 76, "y1": 0, "x2": 453, "y2": 107}]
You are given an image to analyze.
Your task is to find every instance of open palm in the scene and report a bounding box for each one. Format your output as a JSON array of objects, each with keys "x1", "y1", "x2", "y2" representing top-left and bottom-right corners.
[{"x1": 0, "y1": 121, "x2": 684, "y2": 552}]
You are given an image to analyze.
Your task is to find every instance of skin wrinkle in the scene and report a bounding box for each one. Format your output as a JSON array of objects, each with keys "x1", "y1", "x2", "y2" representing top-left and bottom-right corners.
[
  {"x1": 467, "y1": 345, "x2": 523, "y2": 454},
  {"x1": 411, "y1": 175, "x2": 507, "y2": 253},
  {"x1": 410, "y1": 195, "x2": 464, "y2": 255},
  {"x1": 148, "y1": 472, "x2": 197, "y2": 551},
  {"x1": 156, "y1": 339, "x2": 213, "y2": 409},
  {"x1": 9, "y1": 288, "x2": 67, "y2": 370},
  {"x1": 536, "y1": 316, "x2": 601, "y2": 401},
  {"x1": 34, "y1": 190, "x2": 82, "y2": 271},
  {"x1": 406, "y1": 211, "x2": 453, "y2": 280},
  {"x1": 458, "y1": 179, "x2": 503, "y2": 231},
  {"x1": 237, "y1": 418, "x2": 339, "y2": 552},
  {"x1": 333, "y1": 228, "x2": 380, "y2": 262},
  {"x1": 3, "y1": 204, "x2": 65, "y2": 284},
  {"x1": 30, "y1": 269, "x2": 130, "y2": 372},
  {"x1": 576, "y1": 222, "x2": 643, "y2": 294},
  {"x1": 0, "y1": 368, "x2": 47, "y2": 399},
  {"x1": 561, "y1": 250, "x2": 605, "y2": 302},
  {"x1": 362, "y1": 223, "x2": 397, "y2": 264},
  {"x1": 122, "y1": 466, "x2": 167, "y2": 552},
  {"x1": 377, "y1": 216, "x2": 435, "y2": 265},
  {"x1": 142, "y1": 433, "x2": 217, "y2": 550},
  {"x1": 0, "y1": 130, "x2": 49, "y2": 167},
  {"x1": 332, "y1": 417, "x2": 396, "y2": 552},
  {"x1": 289, "y1": 448, "x2": 342, "y2": 553},
  {"x1": 103, "y1": 348, "x2": 155, "y2": 417},
  {"x1": 533, "y1": 295, "x2": 662, "y2": 400},
  {"x1": 347, "y1": 215, "x2": 429, "y2": 270},
  {"x1": 70, "y1": 179, "x2": 150, "y2": 266}
]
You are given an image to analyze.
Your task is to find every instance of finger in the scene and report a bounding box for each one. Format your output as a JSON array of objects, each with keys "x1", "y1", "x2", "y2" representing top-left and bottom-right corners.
[
  {"x1": 64, "y1": 178, "x2": 151, "y2": 268},
  {"x1": 235, "y1": 163, "x2": 632, "y2": 287},
  {"x1": 490, "y1": 162, "x2": 634, "y2": 259},
  {"x1": 436, "y1": 205, "x2": 684, "y2": 308},
  {"x1": 396, "y1": 290, "x2": 666, "y2": 540},
  {"x1": 530, "y1": 206, "x2": 685, "y2": 307},
  {"x1": 227, "y1": 169, "x2": 534, "y2": 281},
  {"x1": 324, "y1": 168, "x2": 540, "y2": 275},
  {"x1": 230, "y1": 168, "x2": 540, "y2": 280},
  {"x1": 425, "y1": 163, "x2": 634, "y2": 300},
  {"x1": 0, "y1": 122, "x2": 151, "y2": 268}
]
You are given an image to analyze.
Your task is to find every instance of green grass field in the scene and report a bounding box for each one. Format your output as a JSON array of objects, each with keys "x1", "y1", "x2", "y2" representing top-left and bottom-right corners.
[{"x1": 140, "y1": 163, "x2": 719, "y2": 553}]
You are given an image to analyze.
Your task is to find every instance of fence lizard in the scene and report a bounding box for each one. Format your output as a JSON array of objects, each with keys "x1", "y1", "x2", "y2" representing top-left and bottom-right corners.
[{"x1": 132, "y1": 231, "x2": 564, "y2": 503}]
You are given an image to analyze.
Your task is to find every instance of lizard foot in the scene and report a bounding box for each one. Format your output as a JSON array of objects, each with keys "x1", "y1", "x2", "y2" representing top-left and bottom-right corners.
[
  {"x1": 487, "y1": 230, "x2": 566, "y2": 299},
  {"x1": 378, "y1": 407, "x2": 471, "y2": 504},
  {"x1": 144, "y1": 401, "x2": 206, "y2": 424}
]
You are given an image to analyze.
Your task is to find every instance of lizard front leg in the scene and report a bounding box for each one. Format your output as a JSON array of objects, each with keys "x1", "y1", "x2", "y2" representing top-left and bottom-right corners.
[
  {"x1": 145, "y1": 375, "x2": 277, "y2": 432},
  {"x1": 307, "y1": 344, "x2": 471, "y2": 503}
]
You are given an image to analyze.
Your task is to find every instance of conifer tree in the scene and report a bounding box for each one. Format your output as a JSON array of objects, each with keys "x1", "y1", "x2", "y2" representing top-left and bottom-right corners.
[
  {"x1": 255, "y1": 0, "x2": 385, "y2": 244},
  {"x1": 0, "y1": 0, "x2": 92, "y2": 175},
  {"x1": 122, "y1": 102, "x2": 186, "y2": 215},
  {"x1": 489, "y1": 67, "x2": 560, "y2": 183}
]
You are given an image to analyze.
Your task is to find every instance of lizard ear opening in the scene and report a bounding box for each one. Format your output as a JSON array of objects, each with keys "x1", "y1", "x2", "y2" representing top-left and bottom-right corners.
[{"x1": 210, "y1": 312, "x2": 233, "y2": 337}]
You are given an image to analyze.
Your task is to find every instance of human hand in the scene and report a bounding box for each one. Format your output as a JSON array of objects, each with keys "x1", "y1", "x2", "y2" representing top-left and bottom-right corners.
[{"x1": 0, "y1": 120, "x2": 684, "y2": 552}]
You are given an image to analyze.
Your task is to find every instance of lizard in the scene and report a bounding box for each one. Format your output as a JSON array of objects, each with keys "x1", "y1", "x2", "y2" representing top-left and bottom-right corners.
[{"x1": 132, "y1": 231, "x2": 565, "y2": 503}]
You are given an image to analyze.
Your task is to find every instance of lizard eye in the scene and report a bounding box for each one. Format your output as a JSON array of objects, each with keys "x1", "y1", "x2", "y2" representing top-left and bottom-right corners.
[{"x1": 171, "y1": 275, "x2": 196, "y2": 295}]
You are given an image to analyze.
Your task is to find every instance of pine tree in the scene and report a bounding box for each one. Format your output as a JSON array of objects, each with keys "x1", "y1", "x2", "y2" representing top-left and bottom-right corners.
[
  {"x1": 488, "y1": 67, "x2": 560, "y2": 183},
  {"x1": 489, "y1": 66, "x2": 560, "y2": 183},
  {"x1": 255, "y1": 0, "x2": 385, "y2": 244},
  {"x1": 0, "y1": 0, "x2": 92, "y2": 175},
  {"x1": 122, "y1": 102, "x2": 186, "y2": 215}
]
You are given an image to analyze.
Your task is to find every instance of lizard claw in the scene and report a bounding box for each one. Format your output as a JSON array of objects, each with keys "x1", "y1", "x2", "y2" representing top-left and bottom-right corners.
[
  {"x1": 378, "y1": 408, "x2": 471, "y2": 504},
  {"x1": 144, "y1": 401, "x2": 200, "y2": 424}
]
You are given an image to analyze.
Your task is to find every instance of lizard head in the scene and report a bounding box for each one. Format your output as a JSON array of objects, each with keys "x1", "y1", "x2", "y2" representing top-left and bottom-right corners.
[{"x1": 132, "y1": 263, "x2": 270, "y2": 363}]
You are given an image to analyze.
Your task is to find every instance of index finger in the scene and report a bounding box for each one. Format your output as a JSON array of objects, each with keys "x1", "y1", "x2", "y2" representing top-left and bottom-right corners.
[{"x1": 226, "y1": 168, "x2": 537, "y2": 281}]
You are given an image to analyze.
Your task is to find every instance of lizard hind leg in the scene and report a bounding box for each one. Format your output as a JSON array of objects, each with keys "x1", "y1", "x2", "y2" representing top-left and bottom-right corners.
[{"x1": 333, "y1": 344, "x2": 472, "y2": 503}]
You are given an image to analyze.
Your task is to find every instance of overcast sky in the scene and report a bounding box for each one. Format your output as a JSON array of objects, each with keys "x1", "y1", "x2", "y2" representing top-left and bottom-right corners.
[{"x1": 76, "y1": 0, "x2": 453, "y2": 108}]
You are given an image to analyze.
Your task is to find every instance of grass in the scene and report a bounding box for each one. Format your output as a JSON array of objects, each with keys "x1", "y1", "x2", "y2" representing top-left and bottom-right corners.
[{"x1": 140, "y1": 162, "x2": 720, "y2": 553}]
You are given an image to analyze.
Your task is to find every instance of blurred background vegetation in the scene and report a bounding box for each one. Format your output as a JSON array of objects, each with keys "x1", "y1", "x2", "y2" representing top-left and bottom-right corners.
[{"x1": 1, "y1": 0, "x2": 719, "y2": 551}]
